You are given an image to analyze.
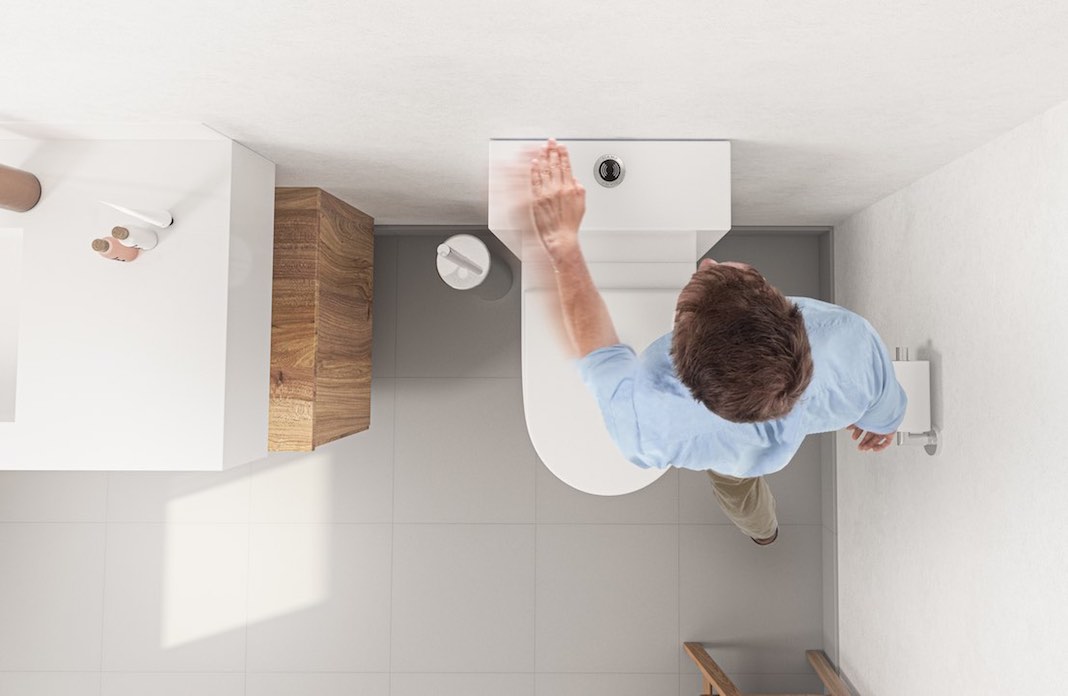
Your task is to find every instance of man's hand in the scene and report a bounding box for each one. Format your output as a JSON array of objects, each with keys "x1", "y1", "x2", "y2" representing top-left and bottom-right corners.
[
  {"x1": 526, "y1": 138, "x2": 618, "y2": 357},
  {"x1": 846, "y1": 424, "x2": 895, "y2": 452},
  {"x1": 530, "y1": 138, "x2": 586, "y2": 263}
]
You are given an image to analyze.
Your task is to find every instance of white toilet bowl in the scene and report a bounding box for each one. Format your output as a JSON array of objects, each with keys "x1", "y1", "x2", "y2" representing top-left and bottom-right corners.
[{"x1": 489, "y1": 139, "x2": 731, "y2": 496}]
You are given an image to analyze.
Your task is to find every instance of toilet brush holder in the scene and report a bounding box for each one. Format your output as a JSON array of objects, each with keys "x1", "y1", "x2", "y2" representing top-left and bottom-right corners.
[{"x1": 436, "y1": 233, "x2": 513, "y2": 301}]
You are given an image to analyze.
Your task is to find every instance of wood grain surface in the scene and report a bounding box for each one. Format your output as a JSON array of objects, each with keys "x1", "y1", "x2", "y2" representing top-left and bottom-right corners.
[
  {"x1": 683, "y1": 642, "x2": 743, "y2": 696},
  {"x1": 269, "y1": 187, "x2": 374, "y2": 451},
  {"x1": 805, "y1": 650, "x2": 853, "y2": 696}
]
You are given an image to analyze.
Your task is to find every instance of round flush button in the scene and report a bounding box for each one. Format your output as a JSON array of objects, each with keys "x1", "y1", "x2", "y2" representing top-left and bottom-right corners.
[{"x1": 593, "y1": 154, "x2": 625, "y2": 188}]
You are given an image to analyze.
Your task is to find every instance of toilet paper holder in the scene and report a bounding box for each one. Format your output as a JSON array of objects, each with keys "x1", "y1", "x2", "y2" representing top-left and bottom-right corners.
[{"x1": 892, "y1": 347, "x2": 939, "y2": 455}]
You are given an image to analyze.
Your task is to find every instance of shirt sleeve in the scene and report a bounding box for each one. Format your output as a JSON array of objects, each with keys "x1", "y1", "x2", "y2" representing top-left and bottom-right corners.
[
  {"x1": 575, "y1": 344, "x2": 656, "y2": 469},
  {"x1": 854, "y1": 327, "x2": 909, "y2": 434}
]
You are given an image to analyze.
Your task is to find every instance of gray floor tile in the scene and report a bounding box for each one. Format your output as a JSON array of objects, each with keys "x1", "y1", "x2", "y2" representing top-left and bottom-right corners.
[
  {"x1": 392, "y1": 674, "x2": 534, "y2": 696},
  {"x1": 821, "y1": 432, "x2": 836, "y2": 531},
  {"x1": 245, "y1": 524, "x2": 392, "y2": 672},
  {"x1": 372, "y1": 235, "x2": 398, "y2": 378},
  {"x1": 679, "y1": 436, "x2": 822, "y2": 525},
  {"x1": 247, "y1": 673, "x2": 390, "y2": 696},
  {"x1": 249, "y1": 379, "x2": 395, "y2": 524},
  {"x1": 392, "y1": 524, "x2": 535, "y2": 673},
  {"x1": 0, "y1": 471, "x2": 107, "y2": 522},
  {"x1": 101, "y1": 673, "x2": 244, "y2": 696},
  {"x1": 536, "y1": 459, "x2": 678, "y2": 524},
  {"x1": 537, "y1": 673, "x2": 679, "y2": 696},
  {"x1": 822, "y1": 526, "x2": 838, "y2": 665},
  {"x1": 536, "y1": 524, "x2": 679, "y2": 674},
  {"x1": 0, "y1": 524, "x2": 105, "y2": 670},
  {"x1": 0, "y1": 673, "x2": 100, "y2": 696},
  {"x1": 107, "y1": 465, "x2": 249, "y2": 523},
  {"x1": 101, "y1": 523, "x2": 248, "y2": 672},
  {"x1": 395, "y1": 233, "x2": 520, "y2": 378},
  {"x1": 394, "y1": 378, "x2": 535, "y2": 523},
  {"x1": 704, "y1": 234, "x2": 821, "y2": 297},
  {"x1": 0, "y1": 229, "x2": 836, "y2": 690},
  {"x1": 679, "y1": 524, "x2": 823, "y2": 675}
]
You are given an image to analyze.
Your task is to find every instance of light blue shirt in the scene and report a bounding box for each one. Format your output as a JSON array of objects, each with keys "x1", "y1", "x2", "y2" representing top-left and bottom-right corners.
[{"x1": 576, "y1": 297, "x2": 908, "y2": 477}]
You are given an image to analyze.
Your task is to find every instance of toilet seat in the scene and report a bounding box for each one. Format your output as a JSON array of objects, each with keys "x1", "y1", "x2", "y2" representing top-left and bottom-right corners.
[
  {"x1": 488, "y1": 139, "x2": 730, "y2": 496},
  {"x1": 521, "y1": 231, "x2": 697, "y2": 496},
  {"x1": 523, "y1": 286, "x2": 682, "y2": 496}
]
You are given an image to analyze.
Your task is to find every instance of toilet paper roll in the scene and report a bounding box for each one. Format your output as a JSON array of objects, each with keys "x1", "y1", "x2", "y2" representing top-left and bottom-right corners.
[{"x1": 892, "y1": 360, "x2": 931, "y2": 433}]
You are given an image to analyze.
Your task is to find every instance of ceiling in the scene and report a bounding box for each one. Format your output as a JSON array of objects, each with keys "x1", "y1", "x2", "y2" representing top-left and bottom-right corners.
[{"x1": 3, "y1": 1, "x2": 1067, "y2": 227}]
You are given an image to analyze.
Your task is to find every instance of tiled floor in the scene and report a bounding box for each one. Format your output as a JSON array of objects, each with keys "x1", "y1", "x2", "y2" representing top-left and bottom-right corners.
[{"x1": 0, "y1": 230, "x2": 829, "y2": 696}]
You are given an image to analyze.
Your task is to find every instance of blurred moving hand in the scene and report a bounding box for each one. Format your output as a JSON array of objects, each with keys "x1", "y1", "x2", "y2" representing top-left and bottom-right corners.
[{"x1": 529, "y1": 138, "x2": 586, "y2": 262}]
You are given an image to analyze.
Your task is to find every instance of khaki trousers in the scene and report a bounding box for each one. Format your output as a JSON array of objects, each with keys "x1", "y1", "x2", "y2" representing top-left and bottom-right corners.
[{"x1": 705, "y1": 470, "x2": 778, "y2": 541}]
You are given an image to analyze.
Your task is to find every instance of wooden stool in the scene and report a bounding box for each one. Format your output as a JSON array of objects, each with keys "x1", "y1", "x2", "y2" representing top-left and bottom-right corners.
[{"x1": 683, "y1": 642, "x2": 853, "y2": 696}]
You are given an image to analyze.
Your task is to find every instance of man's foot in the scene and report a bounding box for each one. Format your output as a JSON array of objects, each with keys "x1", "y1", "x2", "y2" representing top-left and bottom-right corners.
[{"x1": 751, "y1": 528, "x2": 778, "y2": 546}]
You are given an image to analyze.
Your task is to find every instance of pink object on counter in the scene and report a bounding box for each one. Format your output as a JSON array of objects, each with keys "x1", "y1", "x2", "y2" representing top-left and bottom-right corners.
[
  {"x1": 111, "y1": 225, "x2": 158, "y2": 250},
  {"x1": 91, "y1": 237, "x2": 139, "y2": 262}
]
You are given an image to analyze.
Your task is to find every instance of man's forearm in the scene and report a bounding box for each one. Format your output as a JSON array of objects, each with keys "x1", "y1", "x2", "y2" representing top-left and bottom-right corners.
[{"x1": 550, "y1": 242, "x2": 620, "y2": 357}]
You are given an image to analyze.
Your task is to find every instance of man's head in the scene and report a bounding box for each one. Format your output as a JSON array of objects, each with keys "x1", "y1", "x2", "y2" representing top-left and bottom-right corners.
[{"x1": 671, "y1": 258, "x2": 814, "y2": 423}]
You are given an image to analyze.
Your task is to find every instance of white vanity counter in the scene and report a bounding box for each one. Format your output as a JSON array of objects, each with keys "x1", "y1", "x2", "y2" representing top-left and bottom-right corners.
[{"x1": 0, "y1": 124, "x2": 275, "y2": 470}]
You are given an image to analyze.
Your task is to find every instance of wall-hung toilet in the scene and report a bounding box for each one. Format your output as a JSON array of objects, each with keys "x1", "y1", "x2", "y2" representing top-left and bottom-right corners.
[{"x1": 488, "y1": 140, "x2": 731, "y2": 496}]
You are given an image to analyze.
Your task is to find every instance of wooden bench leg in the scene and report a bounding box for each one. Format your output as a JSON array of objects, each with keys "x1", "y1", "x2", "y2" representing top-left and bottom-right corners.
[{"x1": 684, "y1": 642, "x2": 741, "y2": 696}]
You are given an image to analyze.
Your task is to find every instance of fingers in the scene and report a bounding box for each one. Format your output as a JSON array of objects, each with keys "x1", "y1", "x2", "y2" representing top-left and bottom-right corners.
[
  {"x1": 559, "y1": 144, "x2": 573, "y2": 183},
  {"x1": 846, "y1": 424, "x2": 890, "y2": 451},
  {"x1": 547, "y1": 141, "x2": 561, "y2": 187},
  {"x1": 534, "y1": 138, "x2": 581, "y2": 196},
  {"x1": 856, "y1": 430, "x2": 894, "y2": 452},
  {"x1": 541, "y1": 138, "x2": 577, "y2": 189},
  {"x1": 865, "y1": 437, "x2": 887, "y2": 452},
  {"x1": 530, "y1": 158, "x2": 543, "y2": 196}
]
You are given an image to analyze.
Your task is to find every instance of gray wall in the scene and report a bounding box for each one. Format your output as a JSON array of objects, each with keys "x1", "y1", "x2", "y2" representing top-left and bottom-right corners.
[{"x1": 834, "y1": 97, "x2": 1068, "y2": 694}]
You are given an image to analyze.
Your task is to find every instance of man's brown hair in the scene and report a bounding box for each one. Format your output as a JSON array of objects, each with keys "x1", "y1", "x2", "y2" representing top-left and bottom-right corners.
[{"x1": 671, "y1": 265, "x2": 814, "y2": 423}]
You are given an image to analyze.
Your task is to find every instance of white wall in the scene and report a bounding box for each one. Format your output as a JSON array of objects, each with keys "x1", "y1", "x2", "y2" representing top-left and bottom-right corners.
[{"x1": 834, "y1": 97, "x2": 1068, "y2": 694}]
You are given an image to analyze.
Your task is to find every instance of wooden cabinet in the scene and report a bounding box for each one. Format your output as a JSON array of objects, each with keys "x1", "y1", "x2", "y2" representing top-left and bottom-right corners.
[{"x1": 269, "y1": 187, "x2": 374, "y2": 451}]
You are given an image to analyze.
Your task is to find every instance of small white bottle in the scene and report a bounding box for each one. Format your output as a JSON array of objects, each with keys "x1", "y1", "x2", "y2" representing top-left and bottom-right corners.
[{"x1": 110, "y1": 225, "x2": 158, "y2": 250}]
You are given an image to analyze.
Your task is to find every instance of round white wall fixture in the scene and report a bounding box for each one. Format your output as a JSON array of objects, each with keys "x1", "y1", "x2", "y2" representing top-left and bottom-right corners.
[{"x1": 436, "y1": 233, "x2": 512, "y2": 300}]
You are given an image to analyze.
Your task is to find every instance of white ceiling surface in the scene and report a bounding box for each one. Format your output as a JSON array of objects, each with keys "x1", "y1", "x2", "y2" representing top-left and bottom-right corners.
[{"x1": 3, "y1": 1, "x2": 1067, "y2": 227}]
